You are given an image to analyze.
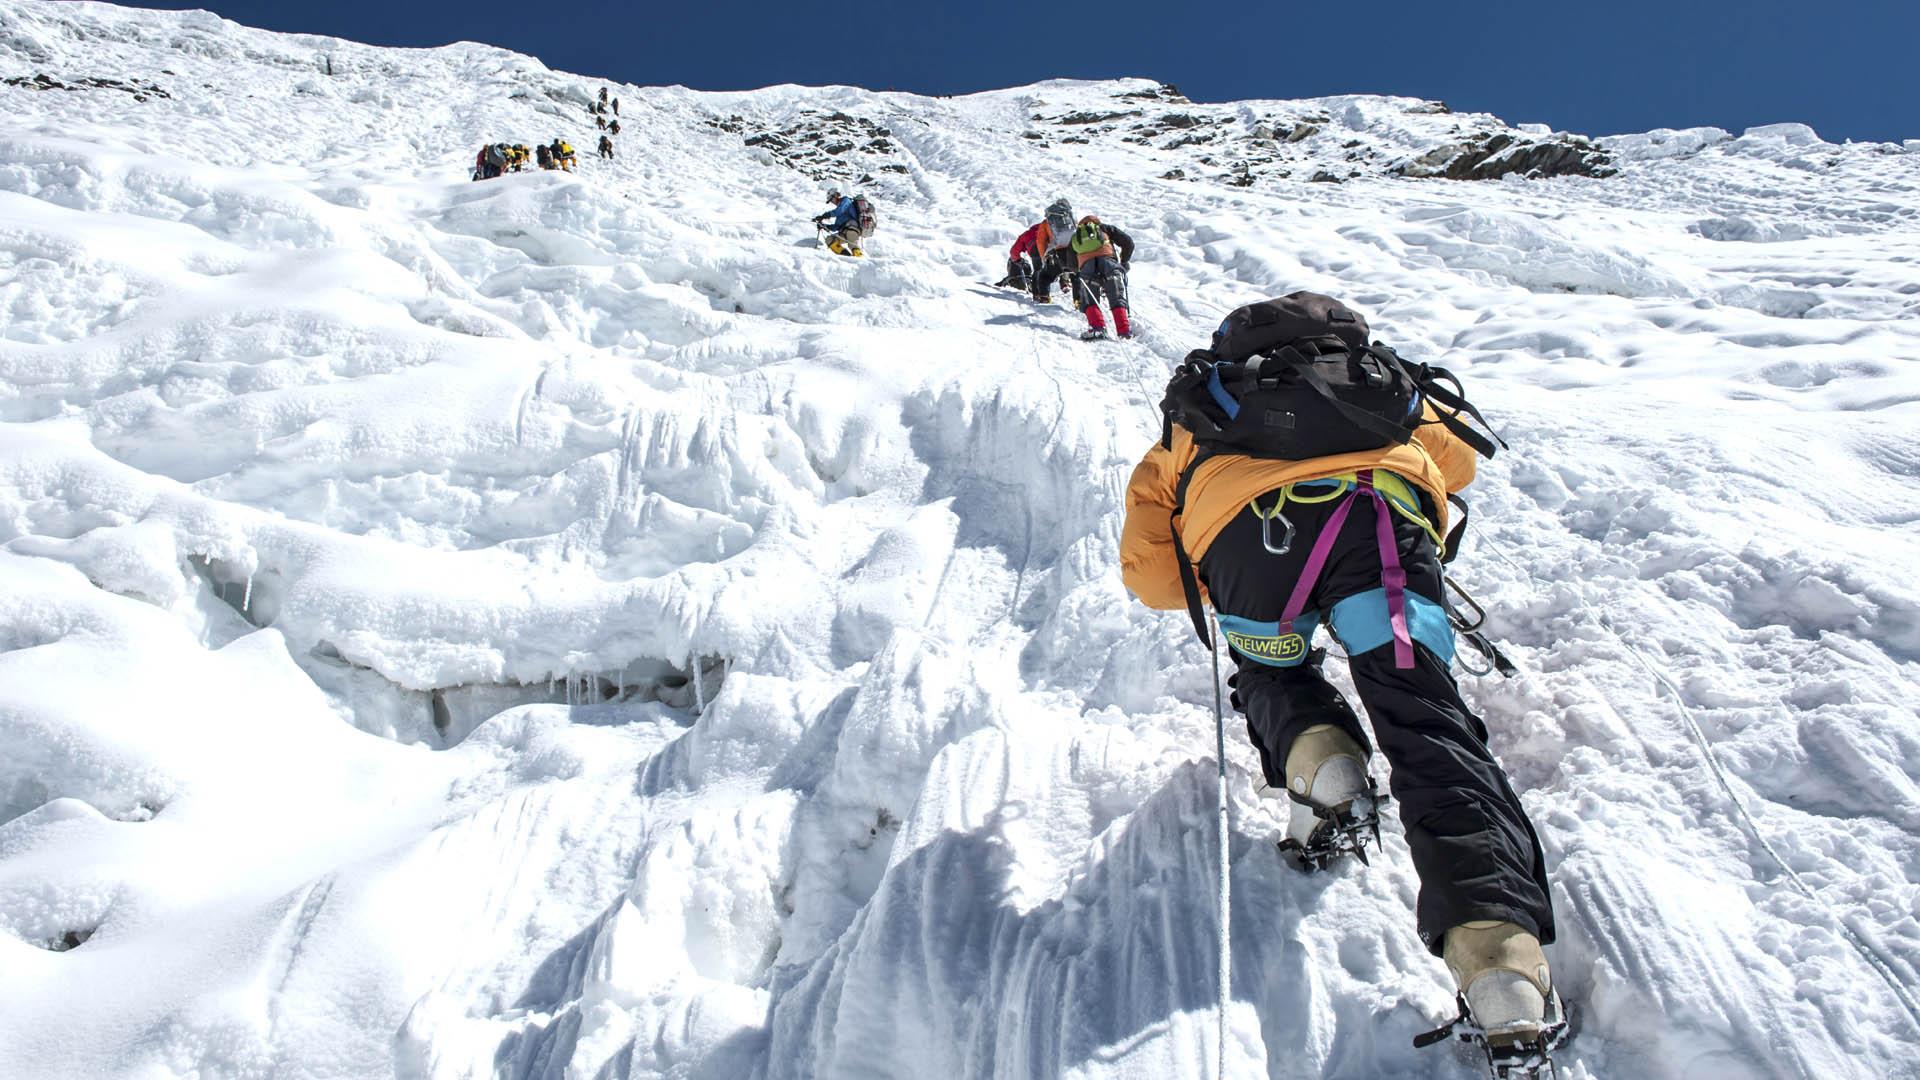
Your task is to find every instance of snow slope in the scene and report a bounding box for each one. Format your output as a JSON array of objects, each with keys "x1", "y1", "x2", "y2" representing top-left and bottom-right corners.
[{"x1": 3, "y1": 3, "x2": 1919, "y2": 1078}]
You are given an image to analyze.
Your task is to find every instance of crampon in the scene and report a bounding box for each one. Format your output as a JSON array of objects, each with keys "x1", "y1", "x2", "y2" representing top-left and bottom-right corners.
[
  {"x1": 1276, "y1": 790, "x2": 1384, "y2": 872},
  {"x1": 1414, "y1": 990, "x2": 1571, "y2": 1079}
]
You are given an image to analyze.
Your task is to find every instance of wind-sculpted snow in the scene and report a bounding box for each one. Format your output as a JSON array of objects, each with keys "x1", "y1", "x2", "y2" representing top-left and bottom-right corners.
[{"x1": 3, "y1": 2, "x2": 1920, "y2": 1078}]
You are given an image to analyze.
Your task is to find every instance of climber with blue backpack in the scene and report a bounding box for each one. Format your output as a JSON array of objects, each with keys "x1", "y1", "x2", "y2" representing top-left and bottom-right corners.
[
  {"x1": 1120, "y1": 293, "x2": 1565, "y2": 1074},
  {"x1": 812, "y1": 187, "x2": 877, "y2": 257}
]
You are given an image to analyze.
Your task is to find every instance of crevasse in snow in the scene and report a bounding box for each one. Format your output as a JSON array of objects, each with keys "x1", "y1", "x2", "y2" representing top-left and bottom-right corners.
[{"x1": 2, "y1": 3, "x2": 1918, "y2": 1078}]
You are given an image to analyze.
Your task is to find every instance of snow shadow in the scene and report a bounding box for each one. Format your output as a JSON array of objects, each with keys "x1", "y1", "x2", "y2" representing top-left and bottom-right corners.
[{"x1": 762, "y1": 760, "x2": 1263, "y2": 1078}]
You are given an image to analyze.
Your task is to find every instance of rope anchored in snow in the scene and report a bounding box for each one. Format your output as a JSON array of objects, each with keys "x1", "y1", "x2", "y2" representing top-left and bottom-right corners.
[{"x1": 1208, "y1": 612, "x2": 1233, "y2": 1079}]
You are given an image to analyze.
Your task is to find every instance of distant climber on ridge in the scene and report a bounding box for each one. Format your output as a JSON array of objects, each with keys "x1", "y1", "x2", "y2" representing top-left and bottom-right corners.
[
  {"x1": 812, "y1": 187, "x2": 875, "y2": 257},
  {"x1": 1065, "y1": 214, "x2": 1134, "y2": 340},
  {"x1": 598, "y1": 134, "x2": 614, "y2": 160},
  {"x1": 1121, "y1": 292, "x2": 1562, "y2": 1068}
]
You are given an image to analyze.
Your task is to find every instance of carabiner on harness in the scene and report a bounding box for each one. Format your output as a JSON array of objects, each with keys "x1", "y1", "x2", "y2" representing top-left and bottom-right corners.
[
  {"x1": 1249, "y1": 492, "x2": 1295, "y2": 556},
  {"x1": 1260, "y1": 509, "x2": 1295, "y2": 555}
]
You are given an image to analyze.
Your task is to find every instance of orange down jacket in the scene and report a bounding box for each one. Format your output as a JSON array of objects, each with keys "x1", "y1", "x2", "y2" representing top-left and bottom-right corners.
[{"x1": 1119, "y1": 414, "x2": 1481, "y2": 611}]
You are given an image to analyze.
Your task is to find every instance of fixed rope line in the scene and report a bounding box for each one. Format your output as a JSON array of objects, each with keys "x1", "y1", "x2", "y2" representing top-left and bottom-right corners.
[
  {"x1": 1208, "y1": 612, "x2": 1233, "y2": 1077},
  {"x1": 1479, "y1": 540, "x2": 1920, "y2": 1034}
]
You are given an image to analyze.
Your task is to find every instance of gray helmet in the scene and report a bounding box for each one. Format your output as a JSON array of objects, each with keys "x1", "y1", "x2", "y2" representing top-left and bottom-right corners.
[
  {"x1": 1046, "y1": 198, "x2": 1074, "y2": 229},
  {"x1": 826, "y1": 187, "x2": 842, "y2": 202}
]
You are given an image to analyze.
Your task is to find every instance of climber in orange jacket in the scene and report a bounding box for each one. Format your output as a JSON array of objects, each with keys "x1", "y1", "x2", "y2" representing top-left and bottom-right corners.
[{"x1": 1121, "y1": 292, "x2": 1559, "y2": 1056}]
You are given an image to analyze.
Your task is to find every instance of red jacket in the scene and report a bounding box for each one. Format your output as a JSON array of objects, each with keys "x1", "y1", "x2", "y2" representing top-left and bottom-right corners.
[{"x1": 1009, "y1": 222, "x2": 1045, "y2": 260}]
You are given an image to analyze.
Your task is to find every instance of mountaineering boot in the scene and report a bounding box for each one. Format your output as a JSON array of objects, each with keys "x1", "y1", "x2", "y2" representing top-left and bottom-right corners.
[
  {"x1": 826, "y1": 236, "x2": 846, "y2": 255},
  {"x1": 1081, "y1": 327, "x2": 1109, "y2": 341},
  {"x1": 1272, "y1": 723, "x2": 1380, "y2": 868},
  {"x1": 1444, "y1": 921, "x2": 1553, "y2": 1045},
  {"x1": 1281, "y1": 723, "x2": 1369, "y2": 838}
]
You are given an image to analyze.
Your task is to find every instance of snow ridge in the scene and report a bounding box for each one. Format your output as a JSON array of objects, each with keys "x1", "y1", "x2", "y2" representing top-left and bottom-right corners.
[{"x1": 2, "y1": 2, "x2": 1919, "y2": 1079}]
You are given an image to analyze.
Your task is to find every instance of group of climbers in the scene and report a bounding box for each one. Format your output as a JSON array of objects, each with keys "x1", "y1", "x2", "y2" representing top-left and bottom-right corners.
[
  {"x1": 469, "y1": 84, "x2": 622, "y2": 182},
  {"x1": 593, "y1": 87, "x2": 619, "y2": 158},
  {"x1": 537, "y1": 138, "x2": 578, "y2": 171},
  {"x1": 805, "y1": 179, "x2": 1568, "y2": 1060},
  {"x1": 472, "y1": 143, "x2": 522, "y2": 179},
  {"x1": 455, "y1": 88, "x2": 1565, "y2": 1069},
  {"x1": 472, "y1": 139, "x2": 577, "y2": 180},
  {"x1": 794, "y1": 183, "x2": 1565, "y2": 1059},
  {"x1": 999, "y1": 197, "x2": 1135, "y2": 340}
]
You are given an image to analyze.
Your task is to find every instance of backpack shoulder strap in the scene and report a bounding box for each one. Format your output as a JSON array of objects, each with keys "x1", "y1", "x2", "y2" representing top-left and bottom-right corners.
[
  {"x1": 1169, "y1": 447, "x2": 1215, "y2": 645},
  {"x1": 1442, "y1": 492, "x2": 1470, "y2": 564},
  {"x1": 1414, "y1": 366, "x2": 1507, "y2": 458}
]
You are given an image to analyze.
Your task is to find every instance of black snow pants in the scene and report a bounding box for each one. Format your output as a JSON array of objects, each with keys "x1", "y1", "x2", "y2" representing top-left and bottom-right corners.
[
  {"x1": 1198, "y1": 489, "x2": 1556, "y2": 953},
  {"x1": 1032, "y1": 248, "x2": 1090, "y2": 306},
  {"x1": 1078, "y1": 255, "x2": 1128, "y2": 312},
  {"x1": 999, "y1": 255, "x2": 1034, "y2": 290}
]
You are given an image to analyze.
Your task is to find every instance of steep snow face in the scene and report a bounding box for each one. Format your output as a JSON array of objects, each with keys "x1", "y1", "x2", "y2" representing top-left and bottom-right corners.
[{"x1": 3, "y1": 2, "x2": 1920, "y2": 1078}]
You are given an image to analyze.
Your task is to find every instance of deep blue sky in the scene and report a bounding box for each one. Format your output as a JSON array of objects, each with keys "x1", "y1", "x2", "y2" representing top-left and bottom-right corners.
[{"x1": 121, "y1": 0, "x2": 1917, "y2": 142}]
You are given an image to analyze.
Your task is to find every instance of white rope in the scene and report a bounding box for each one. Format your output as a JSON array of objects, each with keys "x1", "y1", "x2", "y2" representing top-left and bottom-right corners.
[{"x1": 1208, "y1": 613, "x2": 1233, "y2": 1078}]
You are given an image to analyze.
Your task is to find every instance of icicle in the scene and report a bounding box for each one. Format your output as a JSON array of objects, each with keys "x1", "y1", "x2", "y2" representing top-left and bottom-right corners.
[
  {"x1": 691, "y1": 651, "x2": 706, "y2": 714},
  {"x1": 242, "y1": 572, "x2": 253, "y2": 613}
]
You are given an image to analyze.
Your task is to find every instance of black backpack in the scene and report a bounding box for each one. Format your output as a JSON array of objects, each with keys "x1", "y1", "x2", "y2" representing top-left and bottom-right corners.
[
  {"x1": 1159, "y1": 292, "x2": 1506, "y2": 643},
  {"x1": 1162, "y1": 292, "x2": 1501, "y2": 464}
]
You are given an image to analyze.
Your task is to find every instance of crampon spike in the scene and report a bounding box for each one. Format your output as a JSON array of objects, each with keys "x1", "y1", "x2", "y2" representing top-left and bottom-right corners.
[
  {"x1": 1276, "y1": 787, "x2": 1386, "y2": 872},
  {"x1": 1414, "y1": 991, "x2": 1571, "y2": 1079}
]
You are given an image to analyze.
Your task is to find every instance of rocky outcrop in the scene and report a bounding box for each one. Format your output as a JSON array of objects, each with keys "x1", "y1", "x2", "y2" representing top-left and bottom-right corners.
[
  {"x1": 1395, "y1": 131, "x2": 1614, "y2": 181},
  {"x1": 715, "y1": 109, "x2": 908, "y2": 180},
  {"x1": 4, "y1": 72, "x2": 170, "y2": 101},
  {"x1": 1053, "y1": 109, "x2": 1141, "y2": 126},
  {"x1": 1115, "y1": 82, "x2": 1188, "y2": 103}
]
